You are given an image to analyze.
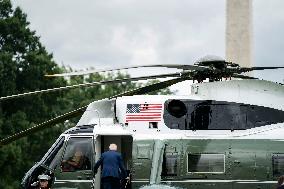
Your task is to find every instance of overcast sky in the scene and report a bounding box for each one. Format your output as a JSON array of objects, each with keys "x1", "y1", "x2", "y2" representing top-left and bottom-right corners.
[{"x1": 11, "y1": 0, "x2": 284, "y2": 88}]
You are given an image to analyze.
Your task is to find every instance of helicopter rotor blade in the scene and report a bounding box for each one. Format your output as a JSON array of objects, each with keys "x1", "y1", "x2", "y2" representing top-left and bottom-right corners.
[
  {"x1": 4, "y1": 64, "x2": 282, "y2": 101},
  {"x1": 112, "y1": 76, "x2": 190, "y2": 98},
  {"x1": 45, "y1": 64, "x2": 205, "y2": 77},
  {"x1": 238, "y1": 66, "x2": 284, "y2": 73},
  {"x1": 0, "y1": 75, "x2": 190, "y2": 146},
  {"x1": 0, "y1": 106, "x2": 87, "y2": 146},
  {"x1": 0, "y1": 72, "x2": 183, "y2": 101}
]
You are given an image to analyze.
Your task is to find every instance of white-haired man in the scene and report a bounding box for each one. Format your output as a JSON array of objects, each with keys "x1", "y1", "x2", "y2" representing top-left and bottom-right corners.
[{"x1": 94, "y1": 143, "x2": 127, "y2": 189}]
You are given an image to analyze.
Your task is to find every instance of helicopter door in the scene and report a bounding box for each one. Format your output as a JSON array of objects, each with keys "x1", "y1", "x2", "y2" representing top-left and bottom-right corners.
[
  {"x1": 94, "y1": 135, "x2": 133, "y2": 189},
  {"x1": 53, "y1": 136, "x2": 94, "y2": 188}
]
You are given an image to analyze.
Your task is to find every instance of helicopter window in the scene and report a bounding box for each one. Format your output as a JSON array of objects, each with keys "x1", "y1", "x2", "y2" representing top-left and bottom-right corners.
[
  {"x1": 43, "y1": 136, "x2": 65, "y2": 169},
  {"x1": 272, "y1": 154, "x2": 284, "y2": 177},
  {"x1": 167, "y1": 100, "x2": 187, "y2": 118},
  {"x1": 187, "y1": 153, "x2": 225, "y2": 173},
  {"x1": 61, "y1": 137, "x2": 92, "y2": 172},
  {"x1": 162, "y1": 153, "x2": 178, "y2": 176},
  {"x1": 164, "y1": 99, "x2": 284, "y2": 130},
  {"x1": 149, "y1": 122, "x2": 158, "y2": 129}
]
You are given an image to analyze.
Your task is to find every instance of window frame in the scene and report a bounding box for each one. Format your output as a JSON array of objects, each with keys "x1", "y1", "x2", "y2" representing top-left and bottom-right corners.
[
  {"x1": 163, "y1": 99, "x2": 284, "y2": 130},
  {"x1": 187, "y1": 153, "x2": 225, "y2": 174},
  {"x1": 60, "y1": 136, "x2": 94, "y2": 172}
]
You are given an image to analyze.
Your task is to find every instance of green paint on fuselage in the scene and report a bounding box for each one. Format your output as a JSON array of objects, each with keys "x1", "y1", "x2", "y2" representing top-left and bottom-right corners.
[{"x1": 132, "y1": 139, "x2": 282, "y2": 189}]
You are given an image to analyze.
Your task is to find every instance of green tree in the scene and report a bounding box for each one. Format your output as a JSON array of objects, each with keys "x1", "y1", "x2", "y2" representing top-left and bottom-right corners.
[
  {"x1": 0, "y1": 0, "x2": 66, "y2": 187},
  {"x1": 0, "y1": 1, "x2": 173, "y2": 188}
]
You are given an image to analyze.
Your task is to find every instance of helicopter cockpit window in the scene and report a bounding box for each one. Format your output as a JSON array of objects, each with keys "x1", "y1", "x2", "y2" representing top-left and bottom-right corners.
[{"x1": 61, "y1": 137, "x2": 92, "y2": 172}]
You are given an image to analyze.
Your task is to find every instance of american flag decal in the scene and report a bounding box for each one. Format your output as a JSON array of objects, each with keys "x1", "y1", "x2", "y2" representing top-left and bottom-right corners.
[{"x1": 126, "y1": 104, "x2": 163, "y2": 122}]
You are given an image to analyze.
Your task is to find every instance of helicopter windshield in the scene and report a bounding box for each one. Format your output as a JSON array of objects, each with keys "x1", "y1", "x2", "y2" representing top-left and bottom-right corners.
[{"x1": 60, "y1": 137, "x2": 92, "y2": 172}]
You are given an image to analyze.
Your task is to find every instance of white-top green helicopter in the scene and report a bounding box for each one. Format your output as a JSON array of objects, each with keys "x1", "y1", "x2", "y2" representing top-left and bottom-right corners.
[{"x1": 1, "y1": 57, "x2": 284, "y2": 189}]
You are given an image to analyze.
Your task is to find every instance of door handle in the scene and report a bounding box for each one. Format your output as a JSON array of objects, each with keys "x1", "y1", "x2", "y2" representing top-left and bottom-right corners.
[{"x1": 77, "y1": 176, "x2": 82, "y2": 180}]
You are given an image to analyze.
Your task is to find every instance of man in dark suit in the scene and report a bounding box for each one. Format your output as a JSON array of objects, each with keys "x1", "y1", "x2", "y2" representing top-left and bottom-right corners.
[{"x1": 94, "y1": 143, "x2": 127, "y2": 189}]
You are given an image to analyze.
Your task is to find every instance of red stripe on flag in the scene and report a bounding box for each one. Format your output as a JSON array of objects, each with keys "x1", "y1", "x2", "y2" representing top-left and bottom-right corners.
[
  {"x1": 126, "y1": 117, "x2": 160, "y2": 120},
  {"x1": 126, "y1": 120, "x2": 161, "y2": 122},
  {"x1": 126, "y1": 114, "x2": 161, "y2": 116}
]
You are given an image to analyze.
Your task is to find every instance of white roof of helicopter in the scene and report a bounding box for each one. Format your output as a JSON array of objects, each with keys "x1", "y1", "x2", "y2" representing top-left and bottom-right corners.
[
  {"x1": 78, "y1": 79, "x2": 284, "y2": 127},
  {"x1": 192, "y1": 79, "x2": 284, "y2": 110},
  {"x1": 73, "y1": 79, "x2": 284, "y2": 140},
  {"x1": 77, "y1": 94, "x2": 202, "y2": 127}
]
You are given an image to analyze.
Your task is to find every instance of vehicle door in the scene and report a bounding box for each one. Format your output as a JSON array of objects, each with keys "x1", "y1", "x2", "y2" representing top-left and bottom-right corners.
[{"x1": 53, "y1": 136, "x2": 94, "y2": 189}]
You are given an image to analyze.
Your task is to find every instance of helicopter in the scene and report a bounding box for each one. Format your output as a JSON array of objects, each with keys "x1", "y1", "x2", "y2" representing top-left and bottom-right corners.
[{"x1": 0, "y1": 56, "x2": 284, "y2": 189}]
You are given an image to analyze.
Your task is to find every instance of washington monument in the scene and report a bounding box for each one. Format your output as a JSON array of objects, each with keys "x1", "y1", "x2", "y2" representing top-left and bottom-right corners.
[{"x1": 226, "y1": 0, "x2": 253, "y2": 67}]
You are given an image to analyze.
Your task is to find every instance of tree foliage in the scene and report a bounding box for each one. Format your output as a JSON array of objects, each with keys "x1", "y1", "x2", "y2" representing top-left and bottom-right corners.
[
  {"x1": 0, "y1": 0, "x2": 67, "y2": 187},
  {"x1": 0, "y1": 0, "x2": 173, "y2": 188}
]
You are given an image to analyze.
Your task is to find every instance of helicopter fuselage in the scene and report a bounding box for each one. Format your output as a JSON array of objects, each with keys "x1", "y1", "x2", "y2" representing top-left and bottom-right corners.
[{"x1": 21, "y1": 79, "x2": 284, "y2": 189}]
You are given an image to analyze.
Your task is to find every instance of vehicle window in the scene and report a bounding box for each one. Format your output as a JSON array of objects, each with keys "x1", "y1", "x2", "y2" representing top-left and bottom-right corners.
[
  {"x1": 164, "y1": 99, "x2": 284, "y2": 130},
  {"x1": 272, "y1": 154, "x2": 284, "y2": 177},
  {"x1": 61, "y1": 137, "x2": 92, "y2": 172},
  {"x1": 187, "y1": 153, "x2": 225, "y2": 173},
  {"x1": 43, "y1": 137, "x2": 65, "y2": 169}
]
